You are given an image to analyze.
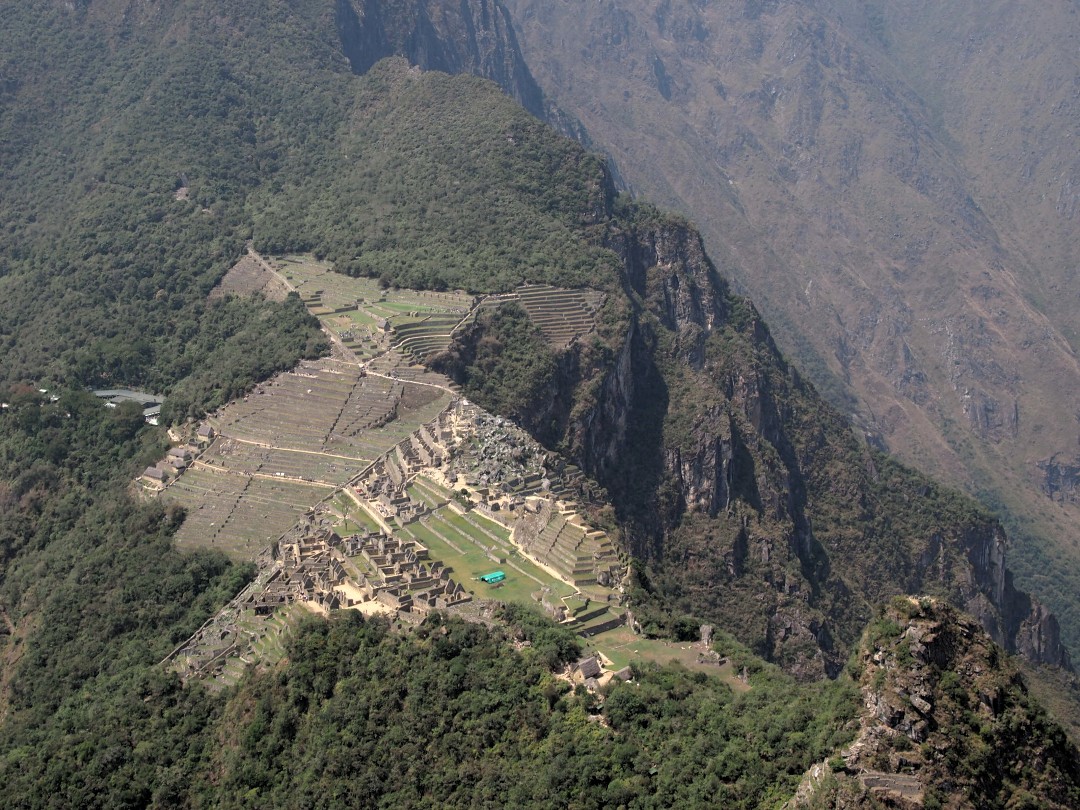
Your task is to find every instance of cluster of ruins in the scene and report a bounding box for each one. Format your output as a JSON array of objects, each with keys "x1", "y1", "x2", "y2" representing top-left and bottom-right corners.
[
  {"x1": 347, "y1": 532, "x2": 470, "y2": 612},
  {"x1": 241, "y1": 510, "x2": 472, "y2": 621},
  {"x1": 142, "y1": 445, "x2": 197, "y2": 487},
  {"x1": 160, "y1": 397, "x2": 628, "y2": 685}
]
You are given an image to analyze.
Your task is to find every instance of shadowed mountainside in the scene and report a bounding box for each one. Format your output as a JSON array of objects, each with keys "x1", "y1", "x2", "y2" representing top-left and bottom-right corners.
[{"x1": 502, "y1": 0, "x2": 1080, "y2": 654}]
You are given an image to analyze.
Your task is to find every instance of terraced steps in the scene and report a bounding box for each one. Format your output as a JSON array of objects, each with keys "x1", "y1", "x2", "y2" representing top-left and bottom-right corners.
[{"x1": 411, "y1": 476, "x2": 452, "y2": 508}]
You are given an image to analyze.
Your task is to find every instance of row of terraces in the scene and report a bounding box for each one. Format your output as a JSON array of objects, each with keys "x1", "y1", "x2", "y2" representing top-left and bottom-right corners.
[
  {"x1": 163, "y1": 466, "x2": 331, "y2": 559},
  {"x1": 276, "y1": 254, "x2": 473, "y2": 363},
  {"x1": 166, "y1": 549, "x2": 312, "y2": 688},
  {"x1": 204, "y1": 357, "x2": 450, "y2": 461},
  {"x1": 389, "y1": 311, "x2": 463, "y2": 363},
  {"x1": 154, "y1": 359, "x2": 452, "y2": 560},
  {"x1": 280, "y1": 254, "x2": 473, "y2": 316},
  {"x1": 209, "y1": 254, "x2": 291, "y2": 303},
  {"x1": 452, "y1": 286, "x2": 604, "y2": 352},
  {"x1": 275, "y1": 255, "x2": 604, "y2": 359},
  {"x1": 278, "y1": 255, "x2": 383, "y2": 312},
  {"x1": 514, "y1": 502, "x2": 619, "y2": 590},
  {"x1": 208, "y1": 359, "x2": 363, "y2": 451},
  {"x1": 362, "y1": 348, "x2": 460, "y2": 389},
  {"x1": 407, "y1": 474, "x2": 453, "y2": 511},
  {"x1": 512, "y1": 284, "x2": 605, "y2": 350},
  {"x1": 199, "y1": 439, "x2": 369, "y2": 487}
]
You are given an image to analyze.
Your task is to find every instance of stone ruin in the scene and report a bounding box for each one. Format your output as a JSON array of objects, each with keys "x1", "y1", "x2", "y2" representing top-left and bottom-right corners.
[
  {"x1": 347, "y1": 531, "x2": 471, "y2": 613},
  {"x1": 510, "y1": 499, "x2": 621, "y2": 589},
  {"x1": 353, "y1": 411, "x2": 454, "y2": 523}
]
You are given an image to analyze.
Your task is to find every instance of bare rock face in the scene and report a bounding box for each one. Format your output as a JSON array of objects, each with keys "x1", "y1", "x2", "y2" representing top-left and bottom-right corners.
[
  {"x1": 1014, "y1": 602, "x2": 1069, "y2": 669},
  {"x1": 549, "y1": 207, "x2": 1066, "y2": 677},
  {"x1": 502, "y1": 0, "x2": 1080, "y2": 662},
  {"x1": 1038, "y1": 455, "x2": 1080, "y2": 504},
  {"x1": 427, "y1": 121, "x2": 1071, "y2": 677},
  {"x1": 335, "y1": 0, "x2": 545, "y2": 117},
  {"x1": 787, "y1": 598, "x2": 1080, "y2": 809}
]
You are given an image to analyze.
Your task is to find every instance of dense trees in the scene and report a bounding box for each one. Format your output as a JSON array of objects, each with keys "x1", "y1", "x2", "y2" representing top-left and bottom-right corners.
[
  {"x1": 248, "y1": 58, "x2": 622, "y2": 295},
  {"x1": 0, "y1": 390, "x2": 243, "y2": 808},
  {"x1": 194, "y1": 611, "x2": 857, "y2": 810},
  {"x1": 432, "y1": 302, "x2": 558, "y2": 424}
]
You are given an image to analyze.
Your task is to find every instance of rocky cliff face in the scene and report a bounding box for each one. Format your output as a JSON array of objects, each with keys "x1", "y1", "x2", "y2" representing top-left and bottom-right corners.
[
  {"x1": 502, "y1": 0, "x2": 1080, "y2": 659},
  {"x1": 788, "y1": 598, "x2": 1080, "y2": 808},
  {"x1": 442, "y1": 190, "x2": 1071, "y2": 678},
  {"x1": 1039, "y1": 455, "x2": 1080, "y2": 504},
  {"x1": 335, "y1": 0, "x2": 545, "y2": 117},
  {"x1": 548, "y1": 202, "x2": 1072, "y2": 677}
]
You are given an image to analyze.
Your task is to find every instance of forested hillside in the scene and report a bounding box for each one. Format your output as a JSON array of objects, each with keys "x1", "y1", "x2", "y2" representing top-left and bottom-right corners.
[{"x1": 0, "y1": 1, "x2": 1078, "y2": 806}]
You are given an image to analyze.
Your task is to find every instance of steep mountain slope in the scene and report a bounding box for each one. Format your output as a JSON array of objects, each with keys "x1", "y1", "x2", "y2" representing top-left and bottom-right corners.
[
  {"x1": 440, "y1": 194, "x2": 1070, "y2": 678},
  {"x1": 332, "y1": 0, "x2": 547, "y2": 116},
  {"x1": 829, "y1": 0, "x2": 1080, "y2": 343},
  {"x1": 792, "y1": 598, "x2": 1080, "y2": 808},
  {"x1": 0, "y1": 1, "x2": 1079, "y2": 806},
  {"x1": 502, "y1": 0, "x2": 1080, "y2": 652},
  {"x1": 0, "y1": 0, "x2": 1068, "y2": 677}
]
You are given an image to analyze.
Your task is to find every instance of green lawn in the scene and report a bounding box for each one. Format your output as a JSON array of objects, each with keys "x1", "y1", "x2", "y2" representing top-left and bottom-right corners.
[
  {"x1": 342, "y1": 502, "x2": 383, "y2": 533},
  {"x1": 441, "y1": 509, "x2": 509, "y2": 547},
  {"x1": 406, "y1": 483, "x2": 442, "y2": 509},
  {"x1": 334, "y1": 518, "x2": 372, "y2": 536},
  {"x1": 466, "y1": 510, "x2": 512, "y2": 540},
  {"x1": 402, "y1": 519, "x2": 572, "y2": 605},
  {"x1": 584, "y1": 626, "x2": 751, "y2": 690},
  {"x1": 380, "y1": 301, "x2": 454, "y2": 314},
  {"x1": 341, "y1": 309, "x2": 379, "y2": 329}
]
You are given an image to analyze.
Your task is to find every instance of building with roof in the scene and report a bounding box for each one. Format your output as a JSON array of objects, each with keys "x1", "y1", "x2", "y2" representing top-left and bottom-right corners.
[{"x1": 92, "y1": 389, "x2": 164, "y2": 424}]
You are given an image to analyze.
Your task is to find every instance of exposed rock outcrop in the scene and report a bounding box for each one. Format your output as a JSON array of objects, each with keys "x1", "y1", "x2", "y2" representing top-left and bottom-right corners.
[
  {"x1": 560, "y1": 204, "x2": 1070, "y2": 677},
  {"x1": 1039, "y1": 454, "x2": 1080, "y2": 504},
  {"x1": 404, "y1": 72, "x2": 1072, "y2": 677},
  {"x1": 502, "y1": 0, "x2": 1080, "y2": 674},
  {"x1": 335, "y1": 0, "x2": 545, "y2": 117},
  {"x1": 788, "y1": 598, "x2": 1080, "y2": 808}
]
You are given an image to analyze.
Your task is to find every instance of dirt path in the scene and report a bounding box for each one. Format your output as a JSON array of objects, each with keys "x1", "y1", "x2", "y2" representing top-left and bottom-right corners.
[
  {"x1": 225, "y1": 435, "x2": 372, "y2": 463},
  {"x1": 364, "y1": 368, "x2": 456, "y2": 395},
  {"x1": 183, "y1": 460, "x2": 336, "y2": 489},
  {"x1": 248, "y1": 247, "x2": 470, "y2": 401},
  {"x1": 247, "y1": 246, "x2": 297, "y2": 293}
]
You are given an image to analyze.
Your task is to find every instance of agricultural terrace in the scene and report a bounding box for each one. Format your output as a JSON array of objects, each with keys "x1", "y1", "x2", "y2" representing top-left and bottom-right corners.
[
  {"x1": 209, "y1": 254, "x2": 291, "y2": 302},
  {"x1": 164, "y1": 465, "x2": 329, "y2": 559},
  {"x1": 512, "y1": 284, "x2": 604, "y2": 350},
  {"x1": 206, "y1": 358, "x2": 451, "y2": 461},
  {"x1": 273, "y1": 255, "x2": 605, "y2": 360},
  {"x1": 580, "y1": 625, "x2": 751, "y2": 689},
  {"x1": 524, "y1": 510, "x2": 617, "y2": 593},
  {"x1": 163, "y1": 353, "x2": 452, "y2": 557},
  {"x1": 199, "y1": 439, "x2": 367, "y2": 487},
  {"x1": 169, "y1": 581, "x2": 311, "y2": 691},
  {"x1": 274, "y1": 255, "x2": 474, "y2": 363}
]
